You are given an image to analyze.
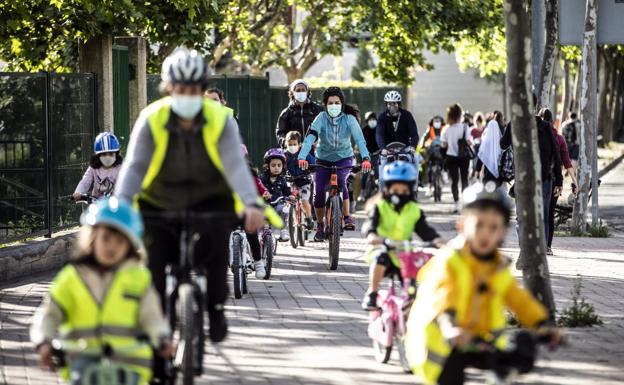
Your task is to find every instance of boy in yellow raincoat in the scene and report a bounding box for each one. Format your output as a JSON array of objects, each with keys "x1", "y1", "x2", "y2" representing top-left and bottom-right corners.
[{"x1": 405, "y1": 182, "x2": 563, "y2": 384}]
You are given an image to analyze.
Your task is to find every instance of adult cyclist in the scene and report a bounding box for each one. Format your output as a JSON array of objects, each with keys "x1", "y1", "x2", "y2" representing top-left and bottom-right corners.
[
  {"x1": 115, "y1": 48, "x2": 266, "y2": 381},
  {"x1": 375, "y1": 90, "x2": 419, "y2": 186},
  {"x1": 275, "y1": 79, "x2": 324, "y2": 148}
]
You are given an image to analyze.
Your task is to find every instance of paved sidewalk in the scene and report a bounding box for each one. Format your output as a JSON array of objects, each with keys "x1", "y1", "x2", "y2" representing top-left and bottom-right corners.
[{"x1": 1, "y1": 166, "x2": 623, "y2": 384}]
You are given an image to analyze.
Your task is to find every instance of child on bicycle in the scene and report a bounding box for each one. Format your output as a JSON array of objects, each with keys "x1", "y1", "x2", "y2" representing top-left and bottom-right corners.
[
  {"x1": 405, "y1": 182, "x2": 564, "y2": 385},
  {"x1": 284, "y1": 131, "x2": 315, "y2": 230},
  {"x1": 361, "y1": 161, "x2": 444, "y2": 310},
  {"x1": 73, "y1": 132, "x2": 123, "y2": 201},
  {"x1": 242, "y1": 144, "x2": 271, "y2": 278},
  {"x1": 30, "y1": 197, "x2": 173, "y2": 385},
  {"x1": 260, "y1": 148, "x2": 295, "y2": 242}
]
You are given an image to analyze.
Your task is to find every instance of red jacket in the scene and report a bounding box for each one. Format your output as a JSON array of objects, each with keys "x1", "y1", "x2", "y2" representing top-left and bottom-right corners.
[{"x1": 254, "y1": 176, "x2": 268, "y2": 196}]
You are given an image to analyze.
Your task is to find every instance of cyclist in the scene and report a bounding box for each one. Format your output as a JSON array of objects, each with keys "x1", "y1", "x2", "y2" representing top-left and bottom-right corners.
[
  {"x1": 405, "y1": 182, "x2": 564, "y2": 385},
  {"x1": 284, "y1": 131, "x2": 315, "y2": 230},
  {"x1": 375, "y1": 90, "x2": 419, "y2": 185},
  {"x1": 115, "y1": 47, "x2": 266, "y2": 358},
  {"x1": 260, "y1": 148, "x2": 295, "y2": 242},
  {"x1": 360, "y1": 161, "x2": 443, "y2": 310},
  {"x1": 297, "y1": 86, "x2": 372, "y2": 240},
  {"x1": 275, "y1": 79, "x2": 324, "y2": 147},
  {"x1": 359, "y1": 111, "x2": 381, "y2": 201},
  {"x1": 73, "y1": 132, "x2": 122, "y2": 200},
  {"x1": 205, "y1": 87, "x2": 235, "y2": 118},
  {"x1": 31, "y1": 197, "x2": 173, "y2": 385},
  {"x1": 421, "y1": 116, "x2": 445, "y2": 197}
]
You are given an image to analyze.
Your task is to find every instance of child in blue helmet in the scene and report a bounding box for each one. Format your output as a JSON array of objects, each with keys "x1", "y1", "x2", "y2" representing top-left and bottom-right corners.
[
  {"x1": 31, "y1": 197, "x2": 173, "y2": 385},
  {"x1": 73, "y1": 132, "x2": 123, "y2": 201},
  {"x1": 361, "y1": 161, "x2": 444, "y2": 310},
  {"x1": 260, "y1": 148, "x2": 295, "y2": 242}
]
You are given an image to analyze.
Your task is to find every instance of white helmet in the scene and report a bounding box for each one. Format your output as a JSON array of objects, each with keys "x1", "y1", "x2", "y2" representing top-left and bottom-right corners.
[
  {"x1": 161, "y1": 47, "x2": 209, "y2": 86},
  {"x1": 384, "y1": 90, "x2": 402, "y2": 103}
]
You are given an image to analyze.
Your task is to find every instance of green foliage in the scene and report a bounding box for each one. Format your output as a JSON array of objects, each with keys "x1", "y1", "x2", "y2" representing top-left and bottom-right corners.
[
  {"x1": 570, "y1": 220, "x2": 610, "y2": 238},
  {"x1": 0, "y1": 0, "x2": 222, "y2": 71},
  {"x1": 558, "y1": 275, "x2": 603, "y2": 328},
  {"x1": 351, "y1": 45, "x2": 375, "y2": 82},
  {"x1": 455, "y1": 26, "x2": 506, "y2": 78}
]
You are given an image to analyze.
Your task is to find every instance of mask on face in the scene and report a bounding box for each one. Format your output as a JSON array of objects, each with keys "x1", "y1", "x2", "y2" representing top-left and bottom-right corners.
[
  {"x1": 294, "y1": 92, "x2": 308, "y2": 103},
  {"x1": 388, "y1": 105, "x2": 399, "y2": 116},
  {"x1": 287, "y1": 145, "x2": 299, "y2": 154},
  {"x1": 368, "y1": 120, "x2": 377, "y2": 129},
  {"x1": 433, "y1": 121, "x2": 441, "y2": 129},
  {"x1": 327, "y1": 104, "x2": 342, "y2": 118},
  {"x1": 100, "y1": 154, "x2": 116, "y2": 167},
  {"x1": 171, "y1": 95, "x2": 203, "y2": 119},
  {"x1": 384, "y1": 192, "x2": 412, "y2": 209}
]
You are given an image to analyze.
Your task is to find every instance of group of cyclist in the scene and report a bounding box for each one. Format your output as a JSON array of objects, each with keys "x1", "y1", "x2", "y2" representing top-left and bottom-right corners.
[{"x1": 30, "y1": 47, "x2": 564, "y2": 385}]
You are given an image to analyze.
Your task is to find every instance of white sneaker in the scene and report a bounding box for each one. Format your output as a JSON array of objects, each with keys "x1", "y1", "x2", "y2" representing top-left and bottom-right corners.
[
  {"x1": 279, "y1": 229, "x2": 290, "y2": 242},
  {"x1": 454, "y1": 201, "x2": 461, "y2": 213},
  {"x1": 254, "y1": 261, "x2": 266, "y2": 279}
]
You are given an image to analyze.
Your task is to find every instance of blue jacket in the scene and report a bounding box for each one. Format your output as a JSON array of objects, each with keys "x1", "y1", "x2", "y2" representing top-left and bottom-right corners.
[
  {"x1": 286, "y1": 151, "x2": 315, "y2": 185},
  {"x1": 376, "y1": 108, "x2": 419, "y2": 148},
  {"x1": 299, "y1": 111, "x2": 370, "y2": 162}
]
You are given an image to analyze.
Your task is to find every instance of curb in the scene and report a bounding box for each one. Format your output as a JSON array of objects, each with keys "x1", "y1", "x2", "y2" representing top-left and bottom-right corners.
[{"x1": 598, "y1": 152, "x2": 624, "y2": 178}]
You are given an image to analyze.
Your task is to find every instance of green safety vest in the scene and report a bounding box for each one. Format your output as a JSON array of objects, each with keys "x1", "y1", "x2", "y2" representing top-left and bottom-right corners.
[
  {"x1": 50, "y1": 264, "x2": 154, "y2": 384},
  {"x1": 139, "y1": 96, "x2": 244, "y2": 214},
  {"x1": 405, "y1": 249, "x2": 513, "y2": 384},
  {"x1": 374, "y1": 200, "x2": 422, "y2": 267}
]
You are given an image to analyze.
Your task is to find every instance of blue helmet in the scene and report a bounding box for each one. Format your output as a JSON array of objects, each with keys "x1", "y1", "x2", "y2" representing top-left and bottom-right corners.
[
  {"x1": 94, "y1": 132, "x2": 121, "y2": 154},
  {"x1": 382, "y1": 160, "x2": 417, "y2": 184},
  {"x1": 81, "y1": 197, "x2": 144, "y2": 249}
]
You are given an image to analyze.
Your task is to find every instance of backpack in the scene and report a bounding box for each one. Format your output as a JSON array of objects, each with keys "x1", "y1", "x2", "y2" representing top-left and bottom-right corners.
[
  {"x1": 499, "y1": 146, "x2": 514, "y2": 182},
  {"x1": 563, "y1": 121, "x2": 577, "y2": 146},
  {"x1": 428, "y1": 138, "x2": 444, "y2": 161}
]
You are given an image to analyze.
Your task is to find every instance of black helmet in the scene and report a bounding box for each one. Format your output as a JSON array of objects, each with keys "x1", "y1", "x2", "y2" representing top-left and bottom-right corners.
[
  {"x1": 462, "y1": 182, "x2": 513, "y2": 223},
  {"x1": 322, "y1": 86, "x2": 345, "y2": 105}
]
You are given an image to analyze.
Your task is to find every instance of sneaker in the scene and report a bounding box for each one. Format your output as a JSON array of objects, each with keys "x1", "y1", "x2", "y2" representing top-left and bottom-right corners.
[
  {"x1": 254, "y1": 261, "x2": 266, "y2": 279},
  {"x1": 305, "y1": 217, "x2": 314, "y2": 230},
  {"x1": 208, "y1": 309, "x2": 228, "y2": 343},
  {"x1": 546, "y1": 247, "x2": 553, "y2": 256},
  {"x1": 361, "y1": 291, "x2": 379, "y2": 310},
  {"x1": 279, "y1": 229, "x2": 290, "y2": 242},
  {"x1": 343, "y1": 215, "x2": 356, "y2": 231},
  {"x1": 314, "y1": 224, "x2": 326, "y2": 242},
  {"x1": 453, "y1": 201, "x2": 461, "y2": 213}
]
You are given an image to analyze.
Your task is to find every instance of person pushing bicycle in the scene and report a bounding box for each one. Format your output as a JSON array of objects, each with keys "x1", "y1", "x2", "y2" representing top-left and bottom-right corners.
[{"x1": 114, "y1": 48, "x2": 267, "y2": 383}]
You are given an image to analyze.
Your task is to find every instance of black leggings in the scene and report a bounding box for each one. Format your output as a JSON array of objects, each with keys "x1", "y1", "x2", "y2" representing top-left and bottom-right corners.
[
  {"x1": 445, "y1": 156, "x2": 470, "y2": 202},
  {"x1": 437, "y1": 330, "x2": 537, "y2": 385},
  {"x1": 547, "y1": 192, "x2": 557, "y2": 247},
  {"x1": 246, "y1": 232, "x2": 261, "y2": 261}
]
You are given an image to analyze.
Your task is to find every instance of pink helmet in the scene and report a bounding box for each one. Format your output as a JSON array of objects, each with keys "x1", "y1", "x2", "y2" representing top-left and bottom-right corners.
[
  {"x1": 240, "y1": 144, "x2": 248, "y2": 157},
  {"x1": 263, "y1": 148, "x2": 286, "y2": 163}
]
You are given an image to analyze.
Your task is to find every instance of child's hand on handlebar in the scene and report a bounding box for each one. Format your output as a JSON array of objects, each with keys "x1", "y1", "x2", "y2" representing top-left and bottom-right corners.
[
  {"x1": 72, "y1": 192, "x2": 82, "y2": 201},
  {"x1": 262, "y1": 191, "x2": 272, "y2": 200},
  {"x1": 361, "y1": 160, "x2": 372, "y2": 172},
  {"x1": 37, "y1": 342, "x2": 55, "y2": 371},
  {"x1": 298, "y1": 159, "x2": 309, "y2": 170}
]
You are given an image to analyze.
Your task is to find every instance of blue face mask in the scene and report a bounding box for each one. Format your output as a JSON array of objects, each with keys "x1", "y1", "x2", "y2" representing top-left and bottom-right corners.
[
  {"x1": 171, "y1": 95, "x2": 203, "y2": 119},
  {"x1": 327, "y1": 104, "x2": 342, "y2": 118}
]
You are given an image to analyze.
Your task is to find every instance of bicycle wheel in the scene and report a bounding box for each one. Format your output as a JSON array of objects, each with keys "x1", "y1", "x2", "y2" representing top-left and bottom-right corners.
[
  {"x1": 231, "y1": 234, "x2": 244, "y2": 299},
  {"x1": 434, "y1": 168, "x2": 442, "y2": 202},
  {"x1": 372, "y1": 340, "x2": 392, "y2": 363},
  {"x1": 178, "y1": 283, "x2": 195, "y2": 385},
  {"x1": 192, "y1": 284, "x2": 205, "y2": 376},
  {"x1": 297, "y1": 225, "x2": 306, "y2": 247},
  {"x1": 288, "y1": 205, "x2": 297, "y2": 248},
  {"x1": 263, "y1": 233, "x2": 274, "y2": 280},
  {"x1": 327, "y1": 196, "x2": 341, "y2": 270}
]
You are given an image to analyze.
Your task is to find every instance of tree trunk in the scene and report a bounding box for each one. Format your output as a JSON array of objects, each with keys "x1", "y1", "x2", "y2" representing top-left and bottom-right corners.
[
  {"x1": 562, "y1": 60, "x2": 571, "y2": 117},
  {"x1": 597, "y1": 48, "x2": 611, "y2": 145},
  {"x1": 607, "y1": 59, "x2": 620, "y2": 141},
  {"x1": 538, "y1": 0, "x2": 559, "y2": 109},
  {"x1": 504, "y1": 0, "x2": 557, "y2": 318},
  {"x1": 613, "y1": 68, "x2": 624, "y2": 141},
  {"x1": 572, "y1": 60, "x2": 582, "y2": 113},
  {"x1": 572, "y1": 0, "x2": 598, "y2": 232}
]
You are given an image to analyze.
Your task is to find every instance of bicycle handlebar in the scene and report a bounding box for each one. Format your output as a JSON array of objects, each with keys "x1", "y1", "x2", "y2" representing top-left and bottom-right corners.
[{"x1": 307, "y1": 164, "x2": 362, "y2": 172}]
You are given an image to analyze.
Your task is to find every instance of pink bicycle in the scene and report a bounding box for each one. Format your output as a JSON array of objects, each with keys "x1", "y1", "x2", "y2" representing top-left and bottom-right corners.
[{"x1": 367, "y1": 240, "x2": 433, "y2": 372}]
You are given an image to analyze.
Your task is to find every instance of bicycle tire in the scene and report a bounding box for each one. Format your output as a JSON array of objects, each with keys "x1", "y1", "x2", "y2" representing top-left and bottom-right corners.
[
  {"x1": 396, "y1": 333, "x2": 411, "y2": 373},
  {"x1": 263, "y1": 233, "x2": 274, "y2": 280},
  {"x1": 231, "y1": 234, "x2": 244, "y2": 299},
  {"x1": 328, "y1": 196, "x2": 341, "y2": 270},
  {"x1": 433, "y1": 168, "x2": 442, "y2": 202},
  {"x1": 192, "y1": 284, "x2": 205, "y2": 376},
  {"x1": 297, "y1": 226, "x2": 305, "y2": 247},
  {"x1": 178, "y1": 283, "x2": 195, "y2": 385},
  {"x1": 288, "y1": 205, "x2": 297, "y2": 248},
  {"x1": 372, "y1": 340, "x2": 392, "y2": 363}
]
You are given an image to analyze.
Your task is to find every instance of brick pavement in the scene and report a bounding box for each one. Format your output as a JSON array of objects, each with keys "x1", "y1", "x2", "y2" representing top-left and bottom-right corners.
[{"x1": 2, "y1": 166, "x2": 624, "y2": 384}]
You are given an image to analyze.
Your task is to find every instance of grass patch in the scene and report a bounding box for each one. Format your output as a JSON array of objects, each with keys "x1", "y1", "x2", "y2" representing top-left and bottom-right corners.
[
  {"x1": 558, "y1": 275, "x2": 603, "y2": 328},
  {"x1": 569, "y1": 221, "x2": 610, "y2": 238}
]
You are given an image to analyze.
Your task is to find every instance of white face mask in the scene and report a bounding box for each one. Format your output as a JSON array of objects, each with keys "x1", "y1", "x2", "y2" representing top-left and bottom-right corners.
[
  {"x1": 368, "y1": 120, "x2": 377, "y2": 129},
  {"x1": 171, "y1": 95, "x2": 203, "y2": 119},
  {"x1": 100, "y1": 154, "x2": 116, "y2": 167},
  {"x1": 433, "y1": 121, "x2": 441, "y2": 129},
  {"x1": 327, "y1": 104, "x2": 342, "y2": 118},
  {"x1": 294, "y1": 92, "x2": 307, "y2": 103},
  {"x1": 287, "y1": 145, "x2": 299, "y2": 154}
]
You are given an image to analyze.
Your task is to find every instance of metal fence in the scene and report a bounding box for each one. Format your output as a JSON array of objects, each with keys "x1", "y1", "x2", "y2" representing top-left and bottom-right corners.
[{"x1": 0, "y1": 72, "x2": 95, "y2": 243}]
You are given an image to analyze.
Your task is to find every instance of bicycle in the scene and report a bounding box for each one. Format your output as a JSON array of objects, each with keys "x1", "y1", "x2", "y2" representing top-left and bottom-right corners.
[
  {"x1": 50, "y1": 339, "x2": 149, "y2": 385},
  {"x1": 230, "y1": 198, "x2": 283, "y2": 298},
  {"x1": 309, "y1": 163, "x2": 361, "y2": 270},
  {"x1": 368, "y1": 240, "x2": 433, "y2": 372},
  {"x1": 362, "y1": 151, "x2": 381, "y2": 201},
  {"x1": 429, "y1": 159, "x2": 444, "y2": 202},
  {"x1": 286, "y1": 175, "x2": 312, "y2": 248}
]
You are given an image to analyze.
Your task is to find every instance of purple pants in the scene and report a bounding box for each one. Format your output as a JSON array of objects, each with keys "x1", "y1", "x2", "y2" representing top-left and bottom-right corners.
[{"x1": 314, "y1": 158, "x2": 352, "y2": 209}]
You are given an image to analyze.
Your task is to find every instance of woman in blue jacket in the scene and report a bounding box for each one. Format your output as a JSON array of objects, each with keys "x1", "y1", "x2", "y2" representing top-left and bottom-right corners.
[{"x1": 298, "y1": 87, "x2": 371, "y2": 241}]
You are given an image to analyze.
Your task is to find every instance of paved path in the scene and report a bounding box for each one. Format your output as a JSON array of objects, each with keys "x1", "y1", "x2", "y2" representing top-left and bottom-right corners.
[{"x1": 2, "y1": 165, "x2": 624, "y2": 385}]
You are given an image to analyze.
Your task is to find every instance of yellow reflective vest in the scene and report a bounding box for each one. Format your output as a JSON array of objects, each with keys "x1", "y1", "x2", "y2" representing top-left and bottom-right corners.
[
  {"x1": 405, "y1": 245, "x2": 547, "y2": 384},
  {"x1": 139, "y1": 96, "x2": 244, "y2": 214},
  {"x1": 371, "y1": 200, "x2": 422, "y2": 267},
  {"x1": 50, "y1": 264, "x2": 154, "y2": 384}
]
